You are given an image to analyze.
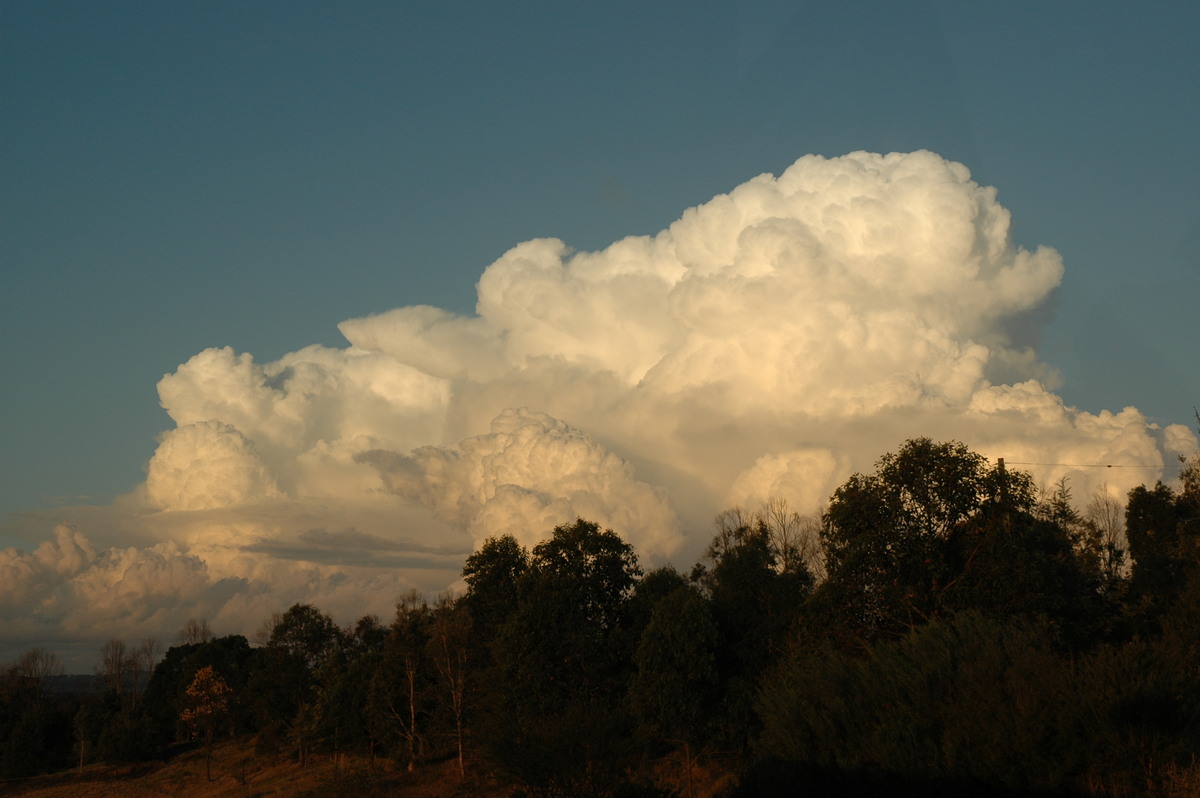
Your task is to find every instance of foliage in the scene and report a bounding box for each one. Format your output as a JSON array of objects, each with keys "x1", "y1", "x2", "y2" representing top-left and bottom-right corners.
[
  {"x1": 181, "y1": 665, "x2": 233, "y2": 780},
  {"x1": 815, "y1": 439, "x2": 1093, "y2": 646},
  {"x1": 140, "y1": 634, "x2": 256, "y2": 752},
  {"x1": 0, "y1": 653, "x2": 79, "y2": 778},
  {"x1": 482, "y1": 519, "x2": 642, "y2": 795},
  {"x1": 251, "y1": 604, "x2": 342, "y2": 764},
  {"x1": 269, "y1": 603, "x2": 343, "y2": 672},
  {"x1": 372, "y1": 590, "x2": 433, "y2": 771},
  {"x1": 314, "y1": 614, "x2": 387, "y2": 764},
  {"x1": 462, "y1": 533, "x2": 529, "y2": 645},
  {"x1": 426, "y1": 594, "x2": 473, "y2": 777},
  {"x1": 629, "y1": 584, "x2": 719, "y2": 746},
  {"x1": 692, "y1": 516, "x2": 813, "y2": 750},
  {"x1": 17, "y1": 436, "x2": 1200, "y2": 797},
  {"x1": 942, "y1": 503, "x2": 1107, "y2": 646},
  {"x1": 759, "y1": 612, "x2": 1087, "y2": 792}
]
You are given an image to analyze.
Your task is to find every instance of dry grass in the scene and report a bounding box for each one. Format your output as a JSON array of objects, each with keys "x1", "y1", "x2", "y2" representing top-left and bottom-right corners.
[{"x1": 1, "y1": 738, "x2": 513, "y2": 798}]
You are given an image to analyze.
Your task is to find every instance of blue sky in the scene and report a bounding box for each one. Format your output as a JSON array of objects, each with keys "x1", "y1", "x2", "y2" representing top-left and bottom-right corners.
[{"x1": 3, "y1": 0, "x2": 1198, "y2": 525}]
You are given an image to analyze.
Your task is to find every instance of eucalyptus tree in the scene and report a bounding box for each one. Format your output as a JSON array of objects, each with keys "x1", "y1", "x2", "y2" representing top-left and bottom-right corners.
[
  {"x1": 815, "y1": 438, "x2": 1037, "y2": 644},
  {"x1": 252, "y1": 603, "x2": 342, "y2": 764},
  {"x1": 484, "y1": 519, "x2": 642, "y2": 795}
]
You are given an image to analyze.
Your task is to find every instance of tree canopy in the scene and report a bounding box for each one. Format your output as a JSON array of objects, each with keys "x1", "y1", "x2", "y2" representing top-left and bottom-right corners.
[{"x1": 9, "y1": 437, "x2": 1200, "y2": 797}]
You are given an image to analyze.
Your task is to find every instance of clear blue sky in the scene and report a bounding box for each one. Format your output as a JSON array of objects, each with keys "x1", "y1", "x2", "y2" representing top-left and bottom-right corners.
[{"x1": 3, "y1": 0, "x2": 1198, "y2": 526}]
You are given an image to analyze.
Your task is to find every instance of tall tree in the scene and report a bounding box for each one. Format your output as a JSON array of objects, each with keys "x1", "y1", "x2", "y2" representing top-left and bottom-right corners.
[
  {"x1": 141, "y1": 634, "x2": 256, "y2": 755},
  {"x1": 268, "y1": 603, "x2": 341, "y2": 672},
  {"x1": 462, "y1": 534, "x2": 529, "y2": 646},
  {"x1": 629, "y1": 584, "x2": 719, "y2": 755},
  {"x1": 1125, "y1": 456, "x2": 1200, "y2": 629},
  {"x1": 309, "y1": 615, "x2": 387, "y2": 771},
  {"x1": 126, "y1": 638, "x2": 161, "y2": 709},
  {"x1": 693, "y1": 516, "x2": 812, "y2": 749},
  {"x1": 1126, "y1": 482, "x2": 1184, "y2": 607},
  {"x1": 1084, "y1": 486, "x2": 1128, "y2": 592},
  {"x1": 816, "y1": 438, "x2": 1036, "y2": 644},
  {"x1": 943, "y1": 500, "x2": 1103, "y2": 645},
  {"x1": 528, "y1": 518, "x2": 641, "y2": 635},
  {"x1": 376, "y1": 590, "x2": 431, "y2": 771},
  {"x1": 181, "y1": 665, "x2": 232, "y2": 781},
  {"x1": 99, "y1": 638, "x2": 130, "y2": 696},
  {"x1": 2, "y1": 648, "x2": 75, "y2": 778},
  {"x1": 485, "y1": 519, "x2": 642, "y2": 795},
  {"x1": 253, "y1": 604, "x2": 341, "y2": 765},
  {"x1": 11, "y1": 648, "x2": 64, "y2": 681},
  {"x1": 178, "y1": 618, "x2": 214, "y2": 646},
  {"x1": 427, "y1": 593, "x2": 472, "y2": 778}
]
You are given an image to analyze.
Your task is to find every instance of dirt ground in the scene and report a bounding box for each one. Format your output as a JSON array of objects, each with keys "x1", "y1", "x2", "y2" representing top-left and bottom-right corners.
[{"x1": 0, "y1": 738, "x2": 512, "y2": 798}]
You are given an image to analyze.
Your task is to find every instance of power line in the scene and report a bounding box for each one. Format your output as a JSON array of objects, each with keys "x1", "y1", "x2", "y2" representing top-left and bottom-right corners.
[{"x1": 1003, "y1": 461, "x2": 1188, "y2": 470}]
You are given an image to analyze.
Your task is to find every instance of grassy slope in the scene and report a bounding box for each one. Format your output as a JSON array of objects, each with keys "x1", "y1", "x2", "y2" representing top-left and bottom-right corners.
[{"x1": 1, "y1": 738, "x2": 512, "y2": 798}]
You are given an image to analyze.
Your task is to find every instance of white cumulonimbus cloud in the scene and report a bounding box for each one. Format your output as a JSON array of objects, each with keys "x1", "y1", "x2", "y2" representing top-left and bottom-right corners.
[{"x1": 3, "y1": 150, "x2": 1196, "y2": 667}]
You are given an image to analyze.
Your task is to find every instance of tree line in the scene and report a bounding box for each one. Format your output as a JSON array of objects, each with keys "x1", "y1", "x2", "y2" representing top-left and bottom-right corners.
[{"x1": 2, "y1": 437, "x2": 1198, "y2": 796}]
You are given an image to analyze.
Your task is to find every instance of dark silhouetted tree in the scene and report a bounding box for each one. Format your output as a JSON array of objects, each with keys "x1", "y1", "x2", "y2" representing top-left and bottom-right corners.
[
  {"x1": 427, "y1": 593, "x2": 472, "y2": 778},
  {"x1": 630, "y1": 583, "x2": 719, "y2": 794},
  {"x1": 485, "y1": 519, "x2": 641, "y2": 795},
  {"x1": 252, "y1": 604, "x2": 341, "y2": 765},
  {"x1": 462, "y1": 534, "x2": 529, "y2": 646},
  {"x1": 693, "y1": 514, "x2": 812, "y2": 749},
  {"x1": 178, "y1": 618, "x2": 214, "y2": 646},
  {"x1": 375, "y1": 590, "x2": 431, "y2": 771},
  {"x1": 816, "y1": 438, "x2": 1036, "y2": 644}
]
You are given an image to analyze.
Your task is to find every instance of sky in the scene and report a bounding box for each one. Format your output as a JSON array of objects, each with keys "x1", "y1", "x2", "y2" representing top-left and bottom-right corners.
[{"x1": 2, "y1": 1, "x2": 1198, "y2": 668}]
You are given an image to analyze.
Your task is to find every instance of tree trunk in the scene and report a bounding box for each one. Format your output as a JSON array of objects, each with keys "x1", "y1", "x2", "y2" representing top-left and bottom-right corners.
[
  {"x1": 407, "y1": 660, "x2": 418, "y2": 771},
  {"x1": 205, "y1": 732, "x2": 213, "y2": 782}
]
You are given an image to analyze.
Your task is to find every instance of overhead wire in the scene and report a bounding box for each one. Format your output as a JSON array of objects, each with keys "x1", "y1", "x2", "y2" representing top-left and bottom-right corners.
[{"x1": 1003, "y1": 461, "x2": 1188, "y2": 470}]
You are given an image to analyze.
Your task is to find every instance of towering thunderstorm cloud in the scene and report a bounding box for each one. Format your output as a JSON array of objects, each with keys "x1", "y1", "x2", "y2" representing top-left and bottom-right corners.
[{"x1": 3, "y1": 151, "x2": 1195, "y2": 663}]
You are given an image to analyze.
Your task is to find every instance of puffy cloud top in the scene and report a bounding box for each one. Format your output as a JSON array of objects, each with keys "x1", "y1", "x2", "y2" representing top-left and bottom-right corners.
[
  {"x1": 357, "y1": 408, "x2": 680, "y2": 555},
  {"x1": 145, "y1": 421, "x2": 279, "y2": 511},
  {"x1": 348, "y1": 152, "x2": 1063, "y2": 419}
]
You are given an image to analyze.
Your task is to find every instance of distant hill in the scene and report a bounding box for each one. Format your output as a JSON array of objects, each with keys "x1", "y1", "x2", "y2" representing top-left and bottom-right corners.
[{"x1": 40, "y1": 674, "x2": 104, "y2": 695}]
